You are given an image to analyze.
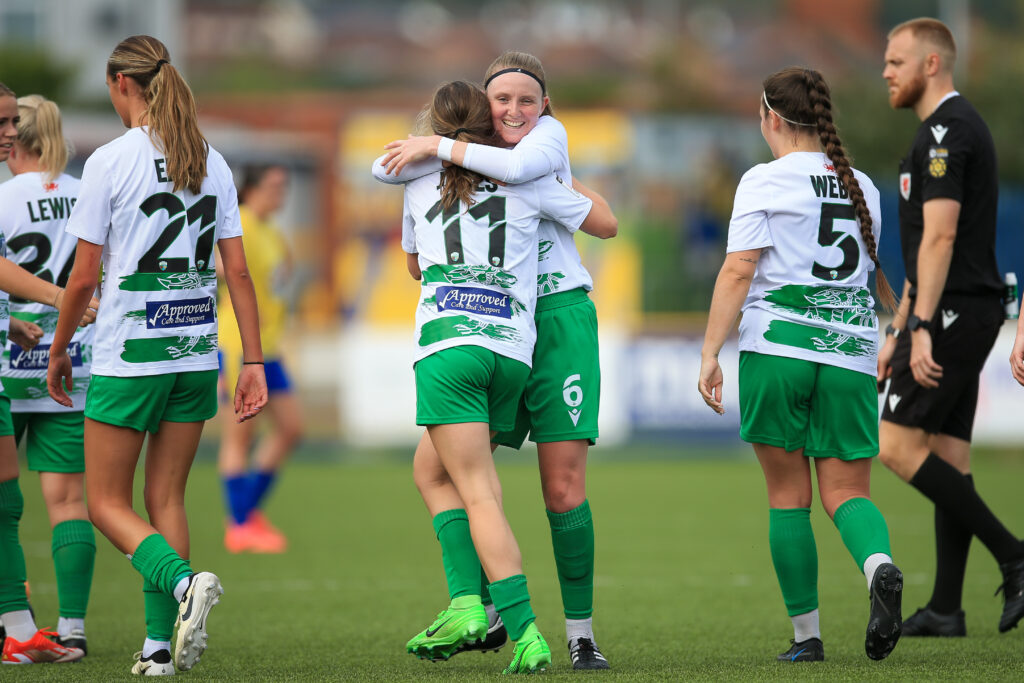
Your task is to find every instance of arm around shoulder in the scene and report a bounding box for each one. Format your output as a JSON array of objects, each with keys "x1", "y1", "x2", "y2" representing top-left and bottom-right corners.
[{"x1": 574, "y1": 178, "x2": 617, "y2": 239}]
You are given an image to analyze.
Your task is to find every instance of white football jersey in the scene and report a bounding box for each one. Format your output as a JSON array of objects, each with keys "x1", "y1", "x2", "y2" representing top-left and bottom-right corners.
[
  {"x1": 0, "y1": 232, "x2": 9, "y2": 362},
  {"x1": 375, "y1": 115, "x2": 594, "y2": 297},
  {"x1": 403, "y1": 171, "x2": 593, "y2": 366},
  {"x1": 65, "y1": 127, "x2": 242, "y2": 377},
  {"x1": 727, "y1": 152, "x2": 882, "y2": 376},
  {"x1": 0, "y1": 172, "x2": 93, "y2": 411}
]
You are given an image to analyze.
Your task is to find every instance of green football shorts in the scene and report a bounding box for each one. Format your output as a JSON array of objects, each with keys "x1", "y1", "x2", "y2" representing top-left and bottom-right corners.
[
  {"x1": 13, "y1": 410, "x2": 85, "y2": 473},
  {"x1": 85, "y1": 370, "x2": 219, "y2": 433},
  {"x1": 738, "y1": 351, "x2": 878, "y2": 460},
  {"x1": 415, "y1": 345, "x2": 530, "y2": 431},
  {"x1": 493, "y1": 288, "x2": 600, "y2": 449},
  {"x1": 0, "y1": 393, "x2": 13, "y2": 438}
]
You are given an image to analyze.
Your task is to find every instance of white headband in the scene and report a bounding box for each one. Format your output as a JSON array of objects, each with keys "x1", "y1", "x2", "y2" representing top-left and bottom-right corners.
[{"x1": 763, "y1": 91, "x2": 815, "y2": 127}]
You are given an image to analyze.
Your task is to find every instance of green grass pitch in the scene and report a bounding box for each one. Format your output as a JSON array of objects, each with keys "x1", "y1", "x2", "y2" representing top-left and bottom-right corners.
[{"x1": 7, "y1": 444, "x2": 1024, "y2": 680}]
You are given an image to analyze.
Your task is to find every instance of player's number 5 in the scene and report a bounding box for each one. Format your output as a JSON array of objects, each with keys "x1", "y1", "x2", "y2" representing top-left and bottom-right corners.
[{"x1": 812, "y1": 202, "x2": 859, "y2": 281}]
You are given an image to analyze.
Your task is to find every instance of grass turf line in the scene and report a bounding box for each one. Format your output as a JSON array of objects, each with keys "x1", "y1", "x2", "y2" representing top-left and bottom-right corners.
[{"x1": 8, "y1": 447, "x2": 1024, "y2": 680}]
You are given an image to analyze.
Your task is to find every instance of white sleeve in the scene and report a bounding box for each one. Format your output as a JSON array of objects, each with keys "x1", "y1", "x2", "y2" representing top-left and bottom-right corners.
[
  {"x1": 535, "y1": 175, "x2": 593, "y2": 233},
  {"x1": 401, "y1": 190, "x2": 417, "y2": 254},
  {"x1": 861, "y1": 173, "x2": 883, "y2": 270},
  {"x1": 65, "y1": 151, "x2": 114, "y2": 246},
  {"x1": 212, "y1": 153, "x2": 243, "y2": 240},
  {"x1": 726, "y1": 166, "x2": 774, "y2": 253},
  {"x1": 459, "y1": 116, "x2": 567, "y2": 184},
  {"x1": 371, "y1": 153, "x2": 443, "y2": 185}
]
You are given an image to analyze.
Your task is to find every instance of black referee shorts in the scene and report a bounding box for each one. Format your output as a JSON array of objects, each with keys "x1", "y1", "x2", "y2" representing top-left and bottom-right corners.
[{"x1": 881, "y1": 295, "x2": 1003, "y2": 441}]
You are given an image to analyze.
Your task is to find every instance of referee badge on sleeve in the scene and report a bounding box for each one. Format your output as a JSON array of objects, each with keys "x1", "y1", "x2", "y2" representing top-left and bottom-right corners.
[
  {"x1": 927, "y1": 146, "x2": 949, "y2": 178},
  {"x1": 899, "y1": 173, "x2": 911, "y2": 200}
]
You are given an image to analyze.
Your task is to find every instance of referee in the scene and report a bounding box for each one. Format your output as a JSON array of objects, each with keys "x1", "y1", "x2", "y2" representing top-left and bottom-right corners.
[{"x1": 877, "y1": 17, "x2": 1024, "y2": 637}]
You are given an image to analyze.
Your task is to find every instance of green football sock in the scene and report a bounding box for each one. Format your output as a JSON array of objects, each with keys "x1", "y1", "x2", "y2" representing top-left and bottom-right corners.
[
  {"x1": 488, "y1": 574, "x2": 536, "y2": 641},
  {"x1": 144, "y1": 577, "x2": 181, "y2": 641},
  {"x1": 479, "y1": 565, "x2": 492, "y2": 606},
  {"x1": 833, "y1": 497, "x2": 891, "y2": 568},
  {"x1": 432, "y1": 509, "x2": 481, "y2": 600},
  {"x1": 0, "y1": 478, "x2": 30, "y2": 614},
  {"x1": 547, "y1": 499, "x2": 595, "y2": 619},
  {"x1": 52, "y1": 519, "x2": 96, "y2": 619},
  {"x1": 769, "y1": 508, "x2": 819, "y2": 616},
  {"x1": 129, "y1": 534, "x2": 192, "y2": 597}
]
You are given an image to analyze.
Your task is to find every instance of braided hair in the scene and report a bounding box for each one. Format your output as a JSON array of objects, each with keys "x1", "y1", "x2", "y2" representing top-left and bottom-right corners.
[{"x1": 763, "y1": 67, "x2": 898, "y2": 312}]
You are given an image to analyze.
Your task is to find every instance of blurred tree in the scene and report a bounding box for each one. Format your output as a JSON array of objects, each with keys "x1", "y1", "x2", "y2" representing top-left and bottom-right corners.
[
  {"x1": 965, "y1": 22, "x2": 1024, "y2": 184},
  {"x1": 0, "y1": 46, "x2": 75, "y2": 102}
]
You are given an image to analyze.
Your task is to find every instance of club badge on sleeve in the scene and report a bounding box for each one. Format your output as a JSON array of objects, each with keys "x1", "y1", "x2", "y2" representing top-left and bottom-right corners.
[{"x1": 928, "y1": 146, "x2": 949, "y2": 178}]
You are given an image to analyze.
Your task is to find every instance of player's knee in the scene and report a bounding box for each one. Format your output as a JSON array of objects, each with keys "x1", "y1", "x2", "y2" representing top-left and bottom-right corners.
[
  {"x1": 542, "y1": 478, "x2": 585, "y2": 513},
  {"x1": 85, "y1": 497, "x2": 114, "y2": 534},
  {"x1": 876, "y1": 444, "x2": 896, "y2": 466},
  {"x1": 280, "y1": 420, "x2": 303, "y2": 449}
]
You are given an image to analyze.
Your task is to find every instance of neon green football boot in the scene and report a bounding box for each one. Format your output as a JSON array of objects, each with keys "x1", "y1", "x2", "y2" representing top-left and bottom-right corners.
[
  {"x1": 406, "y1": 596, "x2": 487, "y2": 661},
  {"x1": 502, "y1": 622, "x2": 551, "y2": 674}
]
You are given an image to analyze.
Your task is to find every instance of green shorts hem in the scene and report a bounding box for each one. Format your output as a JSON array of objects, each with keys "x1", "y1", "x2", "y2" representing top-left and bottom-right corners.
[
  {"x1": 804, "y1": 447, "x2": 877, "y2": 460},
  {"x1": 531, "y1": 431, "x2": 599, "y2": 445},
  {"x1": 740, "y1": 432, "x2": 877, "y2": 460},
  {"x1": 739, "y1": 432, "x2": 803, "y2": 453},
  {"x1": 417, "y1": 416, "x2": 510, "y2": 429},
  {"x1": 26, "y1": 464, "x2": 84, "y2": 473},
  {"x1": 84, "y1": 412, "x2": 149, "y2": 433}
]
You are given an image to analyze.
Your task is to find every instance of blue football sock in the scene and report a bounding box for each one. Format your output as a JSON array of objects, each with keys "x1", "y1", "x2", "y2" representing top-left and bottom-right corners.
[
  {"x1": 223, "y1": 475, "x2": 250, "y2": 525},
  {"x1": 247, "y1": 469, "x2": 278, "y2": 513}
]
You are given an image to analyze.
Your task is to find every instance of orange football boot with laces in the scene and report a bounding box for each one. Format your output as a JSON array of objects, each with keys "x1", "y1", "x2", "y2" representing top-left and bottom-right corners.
[{"x1": 2, "y1": 628, "x2": 84, "y2": 664}]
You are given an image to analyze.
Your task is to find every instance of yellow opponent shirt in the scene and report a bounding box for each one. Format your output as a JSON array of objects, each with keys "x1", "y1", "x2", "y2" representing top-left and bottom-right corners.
[{"x1": 218, "y1": 204, "x2": 288, "y2": 359}]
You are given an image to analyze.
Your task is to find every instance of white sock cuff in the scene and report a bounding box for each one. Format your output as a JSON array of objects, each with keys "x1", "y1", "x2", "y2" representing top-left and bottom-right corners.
[
  {"x1": 863, "y1": 552, "x2": 892, "y2": 590},
  {"x1": 566, "y1": 617, "x2": 594, "y2": 643},
  {"x1": 172, "y1": 574, "x2": 192, "y2": 603},
  {"x1": 791, "y1": 608, "x2": 821, "y2": 642},
  {"x1": 1, "y1": 609, "x2": 37, "y2": 642},
  {"x1": 57, "y1": 616, "x2": 85, "y2": 638},
  {"x1": 142, "y1": 638, "x2": 171, "y2": 658}
]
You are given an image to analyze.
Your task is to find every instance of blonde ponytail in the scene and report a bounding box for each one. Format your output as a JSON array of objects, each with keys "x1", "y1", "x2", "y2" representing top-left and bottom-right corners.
[
  {"x1": 107, "y1": 35, "x2": 207, "y2": 194},
  {"x1": 16, "y1": 95, "x2": 69, "y2": 182}
]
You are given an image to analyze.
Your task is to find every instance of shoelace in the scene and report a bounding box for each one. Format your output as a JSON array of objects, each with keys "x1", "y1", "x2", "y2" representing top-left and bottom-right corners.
[
  {"x1": 995, "y1": 562, "x2": 1024, "y2": 597},
  {"x1": 571, "y1": 638, "x2": 600, "y2": 659},
  {"x1": 994, "y1": 573, "x2": 1022, "y2": 597}
]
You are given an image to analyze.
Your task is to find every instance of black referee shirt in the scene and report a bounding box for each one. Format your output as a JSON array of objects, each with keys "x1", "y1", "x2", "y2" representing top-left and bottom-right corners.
[{"x1": 897, "y1": 94, "x2": 1002, "y2": 299}]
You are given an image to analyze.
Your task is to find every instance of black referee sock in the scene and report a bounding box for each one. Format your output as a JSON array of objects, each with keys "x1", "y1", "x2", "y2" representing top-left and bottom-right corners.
[
  {"x1": 911, "y1": 455, "x2": 1023, "y2": 565},
  {"x1": 928, "y1": 473, "x2": 974, "y2": 615}
]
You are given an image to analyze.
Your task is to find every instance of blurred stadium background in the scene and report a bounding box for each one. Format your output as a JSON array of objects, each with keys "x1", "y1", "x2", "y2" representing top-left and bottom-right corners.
[{"x1": 2, "y1": 0, "x2": 1023, "y2": 450}]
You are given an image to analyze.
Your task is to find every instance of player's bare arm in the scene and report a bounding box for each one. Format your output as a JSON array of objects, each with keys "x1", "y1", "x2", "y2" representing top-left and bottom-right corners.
[
  {"x1": 909, "y1": 198, "x2": 959, "y2": 388},
  {"x1": 406, "y1": 251, "x2": 422, "y2": 280},
  {"x1": 878, "y1": 278, "x2": 912, "y2": 390},
  {"x1": 572, "y1": 178, "x2": 617, "y2": 239},
  {"x1": 699, "y1": 248, "x2": 760, "y2": 414}
]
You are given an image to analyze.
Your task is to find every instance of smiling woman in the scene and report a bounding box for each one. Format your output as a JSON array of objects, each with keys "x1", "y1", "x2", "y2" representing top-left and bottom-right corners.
[{"x1": 372, "y1": 51, "x2": 617, "y2": 671}]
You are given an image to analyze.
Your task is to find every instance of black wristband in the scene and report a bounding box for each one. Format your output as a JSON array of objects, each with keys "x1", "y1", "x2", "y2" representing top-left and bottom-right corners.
[
  {"x1": 243, "y1": 361, "x2": 265, "y2": 365},
  {"x1": 884, "y1": 323, "x2": 900, "y2": 338},
  {"x1": 906, "y1": 314, "x2": 932, "y2": 333}
]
